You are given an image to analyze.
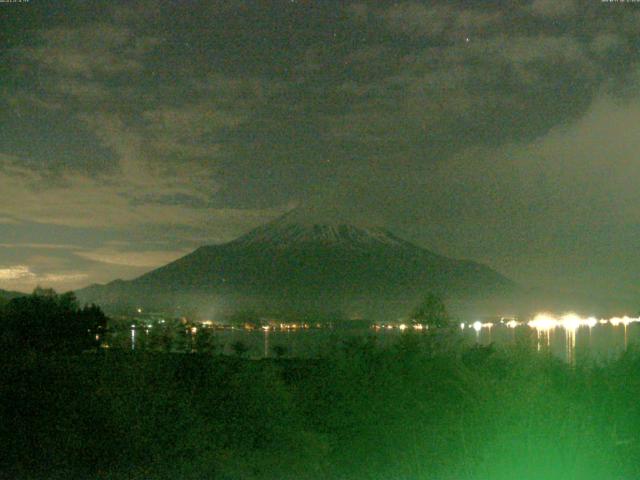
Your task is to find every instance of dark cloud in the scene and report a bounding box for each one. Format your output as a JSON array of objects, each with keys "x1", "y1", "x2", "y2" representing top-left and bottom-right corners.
[{"x1": 1, "y1": 0, "x2": 640, "y2": 296}]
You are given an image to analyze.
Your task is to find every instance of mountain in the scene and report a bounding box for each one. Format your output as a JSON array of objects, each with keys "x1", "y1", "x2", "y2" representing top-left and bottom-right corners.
[
  {"x1": 0, "y1": 288, "x2": 26, "y2": 304},
  {"x1": 76, "y1": 219, "x2": 517, "y2": 320}
]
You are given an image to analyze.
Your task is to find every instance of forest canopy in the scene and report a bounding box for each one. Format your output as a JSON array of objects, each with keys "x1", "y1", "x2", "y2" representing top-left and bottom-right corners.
[{"x1": 0, "y1": 287, "x2": 107, "y2": 353}]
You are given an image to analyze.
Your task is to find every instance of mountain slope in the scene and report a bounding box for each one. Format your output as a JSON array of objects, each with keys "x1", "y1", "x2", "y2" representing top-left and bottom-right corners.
[
  {"x1": 0, "y1": 288, "x2": 26, "y2": 304},
  {"x1": 77, "y1": 220, "x2": 516, "y2": 319}
]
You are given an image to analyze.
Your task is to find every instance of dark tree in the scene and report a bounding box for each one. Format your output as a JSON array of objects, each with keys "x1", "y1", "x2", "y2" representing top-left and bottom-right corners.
[
  {"x1": 146, "y1": 323, "x2": 174, "y2": 352},
  {"x1": 194, "y1": 328, "x2": 217, "y2": 354},
  {"x1": 231, "y1": 340, "x2": 250, "y2": 357},
  {"x1": 0, "y1": 288, "x2": 107, "y2": 353},
  {"x1": 411, "y1": 292, "x2": 451, "y2": 328},
  {"x1": 272, "y1": 344, "x2": 288, "y2": 358},
  {"x1": 78, "y1": 303, "x2": 108, "y2": 342},
  {"x1": 172, "y1": 322, "x2": 192, "y2": 353}
]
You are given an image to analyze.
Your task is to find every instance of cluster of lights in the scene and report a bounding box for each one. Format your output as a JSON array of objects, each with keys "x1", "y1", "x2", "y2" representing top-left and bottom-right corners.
[
  {"x1": 528, "y1": 313, "x2": 640, "y2": 331},
  {"x1": 373, "y1": 323, "x2": 429, "y2": 331},
  {"x1": 462, "y1": 313, "x2": 640, "y2": 332},
  {"x1": 276, "y1": 323, "x2": 309, "y2": 330}
]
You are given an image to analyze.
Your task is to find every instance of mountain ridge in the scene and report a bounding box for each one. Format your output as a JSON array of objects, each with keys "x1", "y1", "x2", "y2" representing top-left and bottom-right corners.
[
  {"x1": 76, "y1": 221, "x2": 516, "y2": 319},
  {"x1": 0, "y1": 288, "x2": 26, "y2": 303}
]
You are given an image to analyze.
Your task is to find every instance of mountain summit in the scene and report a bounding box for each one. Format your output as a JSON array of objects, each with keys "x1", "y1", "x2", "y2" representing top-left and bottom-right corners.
[
  {"x1": 229, "y1": 222, "x2": 410, "y2": 250},
  {"x1": 77, "y1": 220, "x2": 515, "y2": 320}
]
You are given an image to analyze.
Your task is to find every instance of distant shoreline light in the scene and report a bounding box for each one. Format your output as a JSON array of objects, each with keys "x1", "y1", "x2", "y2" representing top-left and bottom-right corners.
[
  {"x1": 463, "y1": 313, "x2": 640, "y2": 332},
  {"x1": 529, "y1": 313, "x2": 639, "y2": 332}
]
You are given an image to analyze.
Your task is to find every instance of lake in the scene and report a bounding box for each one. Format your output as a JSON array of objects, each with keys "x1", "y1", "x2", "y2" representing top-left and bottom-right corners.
[{"x1": 110, "y1": 313, "x2": 640, "y2": 362}]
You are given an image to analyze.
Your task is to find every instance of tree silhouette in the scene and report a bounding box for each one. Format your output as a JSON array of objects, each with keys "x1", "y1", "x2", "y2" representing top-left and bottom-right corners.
[
  {"x1": 146, "y1": 323, "x2": 174, "y2": 352},
  {"x1": 272, "y1": 344, "x2": 288, "y2": 359},
  {"x1": 194, "y1": 328, "x2": 217, "y2": 354},
  {"x1": 411, "y1": 292, "x2": 451, "y2": 328},
  {"x1": 231, "y1": 340, "x2": 249, "y2": 358},
  {"x1": 0, "y1": 288, "x2": 107, "y2": 353}
]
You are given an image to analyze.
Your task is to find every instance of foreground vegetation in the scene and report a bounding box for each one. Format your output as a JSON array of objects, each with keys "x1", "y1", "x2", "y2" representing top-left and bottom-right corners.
[
  {"x1": 2, "y1": 330, "x2": 640, "y2": 479},
  {"x1": 0, "y1": 288, "x2": 106, "y2": 354}
]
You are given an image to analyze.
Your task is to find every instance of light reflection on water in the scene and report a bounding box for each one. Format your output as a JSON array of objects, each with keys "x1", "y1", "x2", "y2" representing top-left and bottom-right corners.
[
  {"x1": 469, "y1": 317, "x2": 640, "y2": 364},
  {"x1": 112, "y1": 317, "x2": 640, "y2": 362}
]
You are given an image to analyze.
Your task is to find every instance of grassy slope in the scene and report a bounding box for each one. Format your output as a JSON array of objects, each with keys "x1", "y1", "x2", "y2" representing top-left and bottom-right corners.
[{"x1": 1, "y1": 337, "x2": 639, "y2": 479}]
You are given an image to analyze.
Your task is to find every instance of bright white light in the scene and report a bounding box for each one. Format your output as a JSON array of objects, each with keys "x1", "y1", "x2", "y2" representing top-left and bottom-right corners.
[
  {"x1": 460, "y1": 323, "x2": 466, "y2": 330},
  {"x1": 399, "y1": 324, "x2": 407, "y2": 331},
  {"x1": 528, "y1": 312, "x2": 640, "y2": 331},
  {"x1": 472, "y1": 321, "x2": 482, "y2": 333},
  {"x1": 506, "y1": 320, "x2": 520, "y2": 329},
  {"x1": 560, "y1": 313, "x2": 581, "y2": 332},
  {"x1": 529, "y1": 314, "x2": 558, "y2": 331}
]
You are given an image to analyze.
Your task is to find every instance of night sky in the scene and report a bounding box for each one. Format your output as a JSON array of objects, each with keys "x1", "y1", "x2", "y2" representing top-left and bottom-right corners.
[{"x1": 1, "y1": 0, "x2": 640, "y2": 300}]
